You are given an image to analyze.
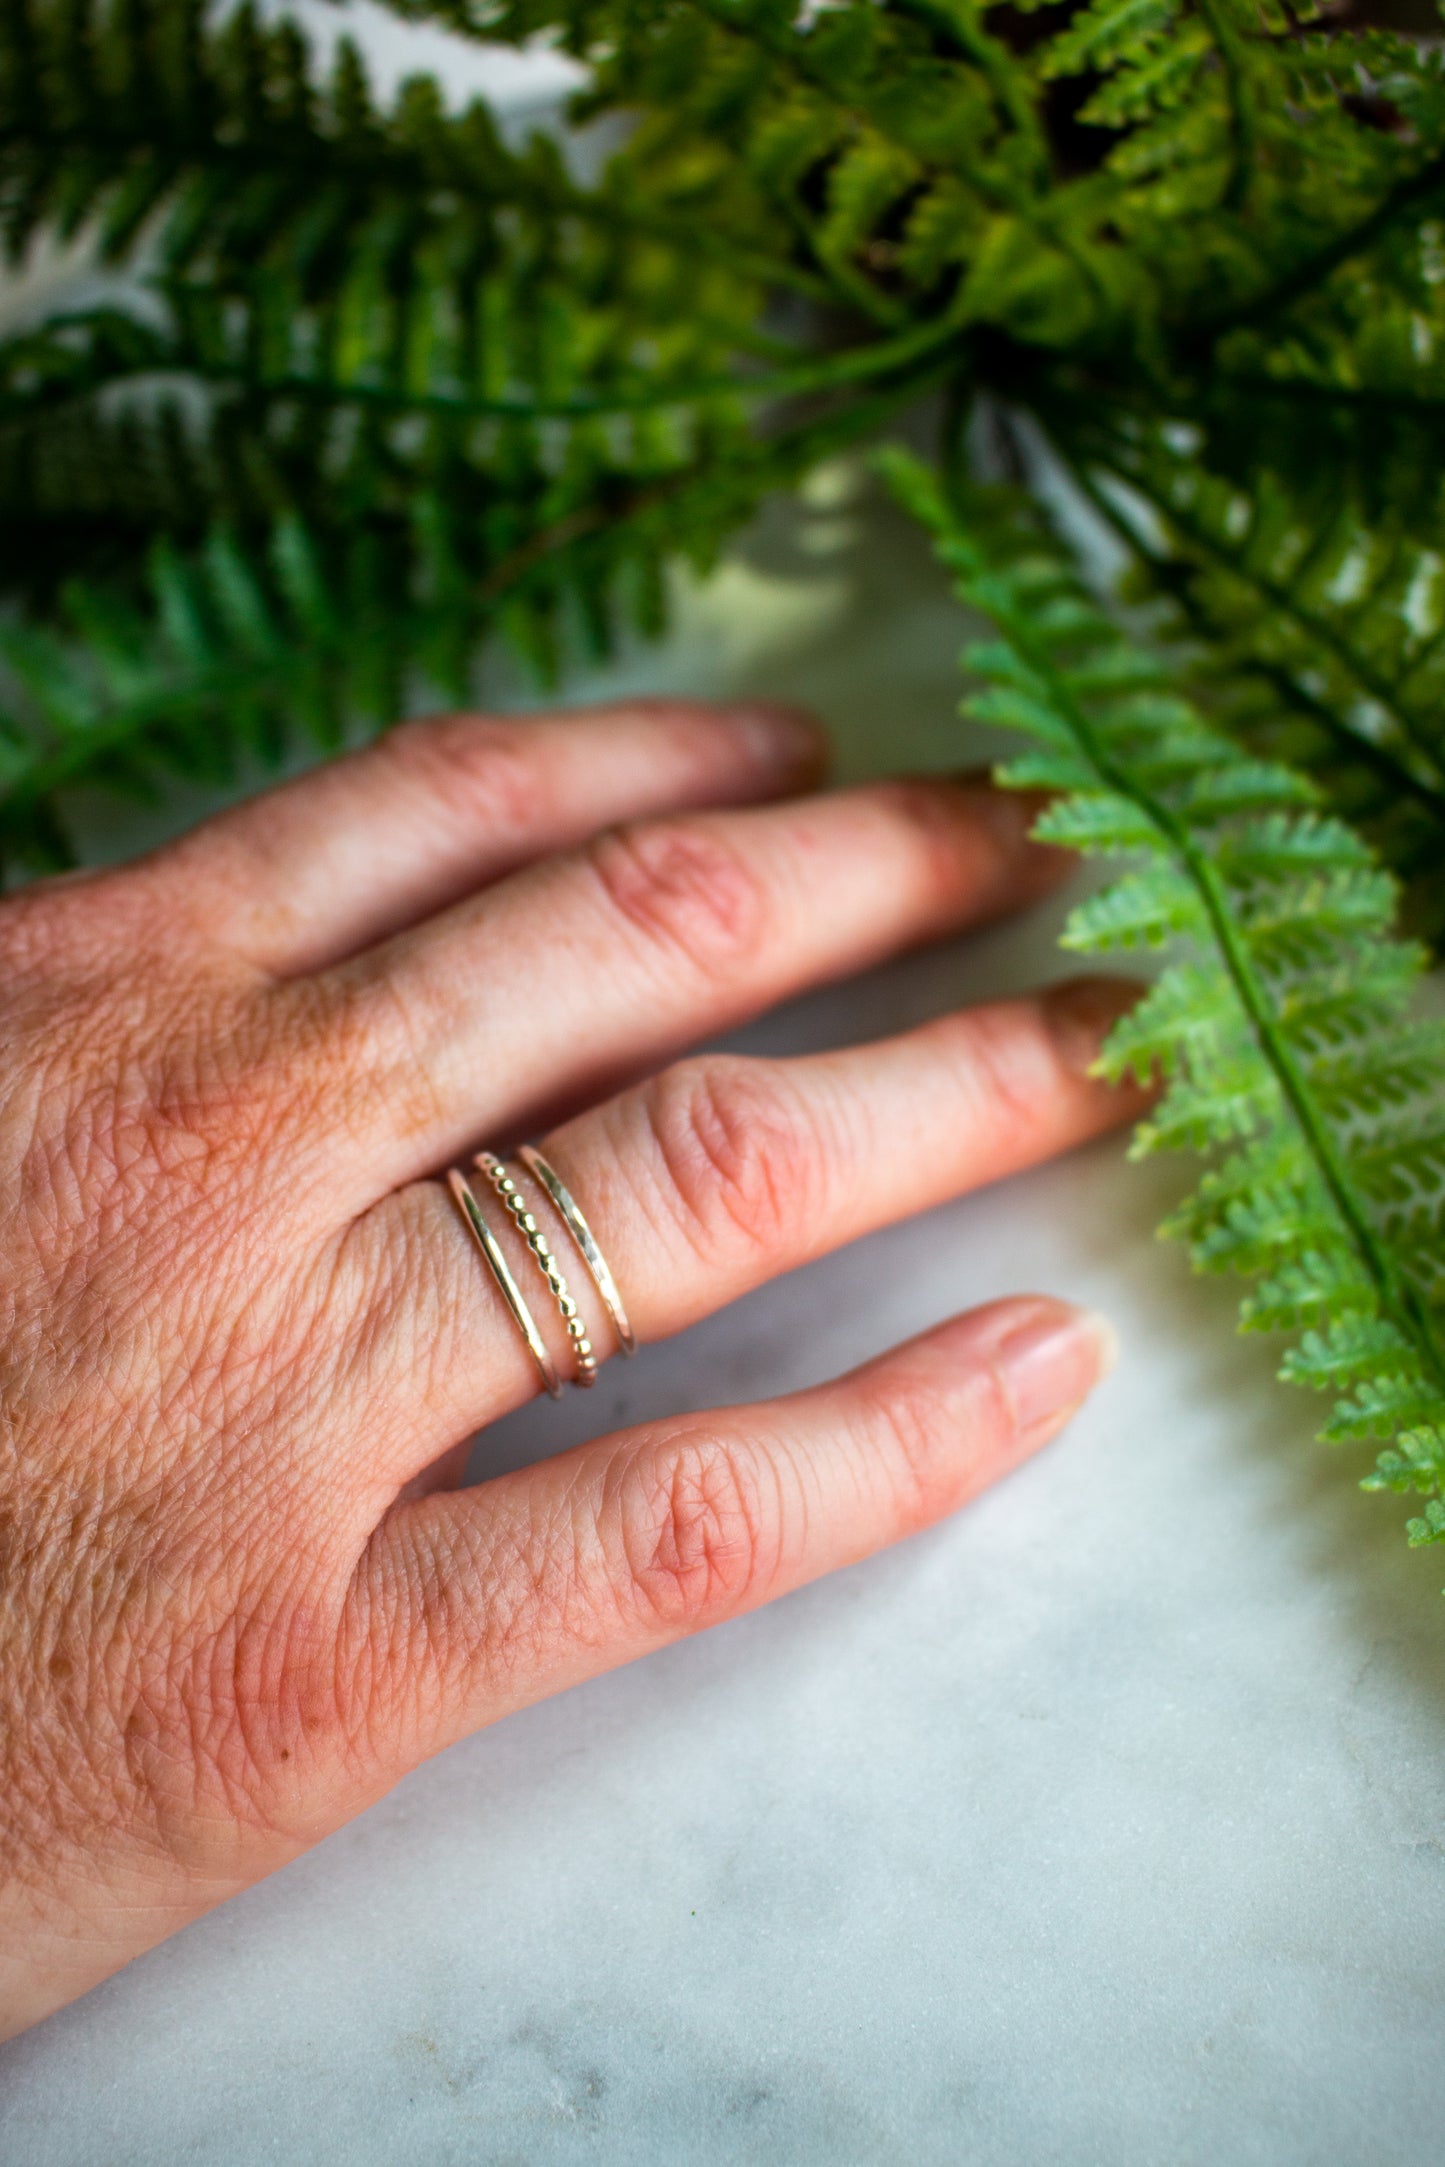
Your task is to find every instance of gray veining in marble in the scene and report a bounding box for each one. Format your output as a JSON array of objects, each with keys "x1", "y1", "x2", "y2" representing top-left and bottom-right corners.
[{"x1": 2, "y1": 21, "x2": 1444, "y2": 2161}]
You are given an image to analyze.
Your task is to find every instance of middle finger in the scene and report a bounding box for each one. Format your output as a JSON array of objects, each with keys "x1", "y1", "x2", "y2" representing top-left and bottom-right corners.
[{"x1": 295, "y1": 776, "x2": 1067, "y2": 1206}]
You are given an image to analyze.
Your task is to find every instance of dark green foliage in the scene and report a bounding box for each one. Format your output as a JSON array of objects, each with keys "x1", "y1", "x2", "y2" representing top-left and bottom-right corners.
[
  {"x1": 8, "y1": 0, "x2": 1445, "y2": 1565},
  {"x1": 0, "y1": 386, "x2": 895, "y2": 869},
  {"x1": 1043, "y1": 412, "x2": 1445, "y2": 949}
]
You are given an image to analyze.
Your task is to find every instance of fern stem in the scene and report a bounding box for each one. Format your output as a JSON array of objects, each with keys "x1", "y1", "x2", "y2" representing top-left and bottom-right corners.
[
  {"x1": 12, "y1": 310, "x2": 966, "y2": 424},
  {"x1": 0, "y1": 115, "x2": 828, "y2": 300}
]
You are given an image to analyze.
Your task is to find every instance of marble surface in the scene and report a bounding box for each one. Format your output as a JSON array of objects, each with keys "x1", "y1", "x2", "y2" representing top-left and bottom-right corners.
[{"x1": 4, "y1": 25, "x2": 1445, "y2": 2162}]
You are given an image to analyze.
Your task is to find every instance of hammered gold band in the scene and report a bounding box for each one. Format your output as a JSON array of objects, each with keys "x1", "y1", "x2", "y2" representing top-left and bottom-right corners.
[
  {"x1": 445, "y1": 1169, "x2": 563, "y2": 1399},
  {"x1": 473, "y1": 1152, "x2": 598, "y2": 1388},
  {"x1": 519, "y1": 1144, "x2": 637, "y2": 1357}
]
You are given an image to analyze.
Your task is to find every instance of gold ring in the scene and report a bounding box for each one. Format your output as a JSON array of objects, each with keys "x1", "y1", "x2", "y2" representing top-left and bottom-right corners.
[
  {"x1": 473, "y1": 1153, "x2": 598, "y2": 1388},
  {"x1": 519, "y1": 1144, "x2": 637, "y2": 1357},
  {"x1": 446, "y1": 1168, "x2": 563, "y2": 1399}
]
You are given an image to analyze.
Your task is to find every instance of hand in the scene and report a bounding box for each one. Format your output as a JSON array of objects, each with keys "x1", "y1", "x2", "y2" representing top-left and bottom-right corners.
[{"x1": 0, "y1": 698, "x2": 1143, "y2": 2037}]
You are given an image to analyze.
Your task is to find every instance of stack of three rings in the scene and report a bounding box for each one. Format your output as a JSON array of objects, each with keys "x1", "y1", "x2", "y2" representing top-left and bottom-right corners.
[{"x1": 446, "y1": 1146, "x2": 635, "y2": 1398}]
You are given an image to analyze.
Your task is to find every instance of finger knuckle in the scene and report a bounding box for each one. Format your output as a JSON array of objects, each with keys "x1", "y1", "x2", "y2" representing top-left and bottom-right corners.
[
  {"x1": 326, "y1": 1186, "x2": 460, "y2": 1416},
  {"x1": 584, "y1": 816, "x2": 767, "y2": 982},
  {"x1": 938, "y1": 1003, "x2": 1060, "y2": 1153},
  {"x1": 642, "y1": 1055, "x2": 830, "y2": 1262},
  {"x1": 863, "y1": 776, "x2": 979, "y2": 887},
  {"x1": 614, "y1": 1430, "x2": 778, "y2": 1632},
  {"x1": 382, "y1": 712, "x2": 545, "y2": 834},
  {"x1": 861, "y1": 1361, "x2": 1010, "y2": 1534}
]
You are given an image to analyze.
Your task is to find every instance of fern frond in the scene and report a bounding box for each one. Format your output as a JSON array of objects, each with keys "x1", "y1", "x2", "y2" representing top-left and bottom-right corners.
[
  {"x1": 0, "y1": 501, "x2": 651, "y2": 870},
  {"x1": 0, "y1": 0, "x2": 799, "y2": 300},
  {"x1": 1046, "y1": 417, "x2": 1445, "y2": 951},
  {"x1": 0, "y1": 384, "x2": 903, "y2": 871},
  {"x1": 886, "y1": 449, "x2": 1445, "y2": 1557}
]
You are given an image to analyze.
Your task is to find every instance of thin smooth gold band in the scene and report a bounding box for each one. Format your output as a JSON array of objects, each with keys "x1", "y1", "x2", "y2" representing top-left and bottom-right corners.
[
  {"x1": 519, "y1": 1143, "x2": 637, "y2": 1357},
  {"x1": 446, "y1": 1168, "x2": 563, "y2": 1399},
  {"x1": 474, "y1": 1152, "x2": 598, "y2": 1388}
]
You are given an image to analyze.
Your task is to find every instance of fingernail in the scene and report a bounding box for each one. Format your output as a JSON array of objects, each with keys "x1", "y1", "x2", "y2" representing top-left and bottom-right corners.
[
  {"x1": 940, "y1": 769, "x2": 1062, "y2": 866},
  {"x1": 1043, "y1": 974, "x2": 1147, "y2": 1077},
  {"x1": 990, "y1": 1299, "x2": 1118, "y2": 1442},
  {"x1": 730, "y1": 703, "x2": 829, "y2": 777},
  {"x1": 947, "y1": 766, "x2": 1043, "y2": 814}
]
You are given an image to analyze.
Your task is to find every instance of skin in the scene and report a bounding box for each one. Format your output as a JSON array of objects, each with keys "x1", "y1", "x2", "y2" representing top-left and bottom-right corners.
[{"x1": 0, "y1": 696, "x2": 1147, "y2": 2040}]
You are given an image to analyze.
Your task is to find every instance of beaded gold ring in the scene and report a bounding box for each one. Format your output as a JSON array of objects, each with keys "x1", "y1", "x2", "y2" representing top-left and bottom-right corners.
[{"x1": 473, "y1": 1152, "x2": 598, "y2": 1388}]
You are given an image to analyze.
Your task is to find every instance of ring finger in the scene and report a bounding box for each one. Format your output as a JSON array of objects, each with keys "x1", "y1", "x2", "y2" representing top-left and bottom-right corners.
[{"x1": 330, "y1": 974, "x2": 1145, "y2": 1499}]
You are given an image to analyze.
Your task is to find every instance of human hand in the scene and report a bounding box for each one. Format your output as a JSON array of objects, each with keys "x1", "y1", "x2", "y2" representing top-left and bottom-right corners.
[{"x1": 0, "y1": 698, "x2": 1143, "y2": 2037}]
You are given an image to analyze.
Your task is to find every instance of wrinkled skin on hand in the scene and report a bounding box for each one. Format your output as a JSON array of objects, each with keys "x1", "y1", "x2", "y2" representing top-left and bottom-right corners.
[{"x1": 0, "y1": 697, "x2": 1140, "y2": 2037}]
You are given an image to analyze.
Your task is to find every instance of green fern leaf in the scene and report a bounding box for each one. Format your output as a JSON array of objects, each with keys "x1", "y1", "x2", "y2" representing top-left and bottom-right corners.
[{"x1": 886, "y1": 448, "x2": 1445, "y2": 1567}]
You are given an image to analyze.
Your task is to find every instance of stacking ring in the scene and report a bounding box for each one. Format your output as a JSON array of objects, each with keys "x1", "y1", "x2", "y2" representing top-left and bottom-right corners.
[
  {"x1": 445, "y1": 1169, "x2": 563, "y2": 1399},
  {"x1": 519, "y1": 1145, "x2": 636, "y2": 1357},
  {"x1": 444, "y1": 1145, "x2": 633, "y2": 1393},
  {"x1": 473, "y1": 1153, "x2": 598, "y2": 1388}
]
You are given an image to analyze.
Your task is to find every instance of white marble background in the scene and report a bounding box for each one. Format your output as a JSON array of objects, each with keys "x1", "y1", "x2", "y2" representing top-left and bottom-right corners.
[{"x1": 2, "y1": 22, "x2": 1444, "y2": 2162}]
